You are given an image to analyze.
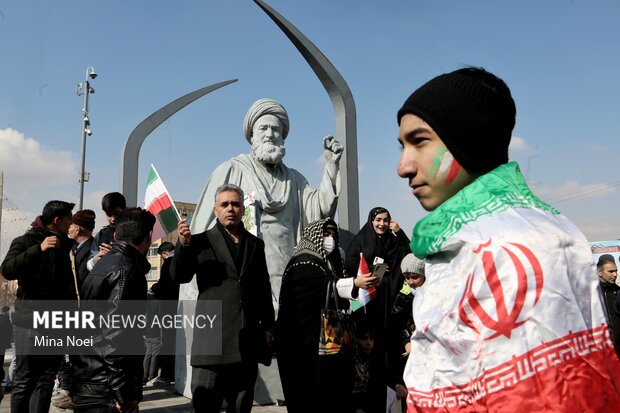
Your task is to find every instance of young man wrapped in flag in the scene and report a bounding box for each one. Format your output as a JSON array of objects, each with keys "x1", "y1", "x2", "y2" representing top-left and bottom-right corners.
[{"x1": 396, "y1": 67, "x2": 620, "y2": 411}]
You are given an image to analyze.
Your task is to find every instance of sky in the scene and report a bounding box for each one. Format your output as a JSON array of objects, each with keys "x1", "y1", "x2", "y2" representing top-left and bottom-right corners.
[{"x1": 1, "y1": 0, "x2": 619, "y2": 261}]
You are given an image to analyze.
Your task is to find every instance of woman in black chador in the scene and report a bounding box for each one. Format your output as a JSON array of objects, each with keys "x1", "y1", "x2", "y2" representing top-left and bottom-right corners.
[
  {"x1": 277, "y1": 218, "x2": 357, "y2": 413},
  {"x1": 345, "y1": 207, "x2": 410, "y2": 412}
]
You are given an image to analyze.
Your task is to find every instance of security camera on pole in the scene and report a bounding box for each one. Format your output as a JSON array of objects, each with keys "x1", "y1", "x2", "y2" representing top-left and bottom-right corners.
[{"x1": 76, "y1": 66, "x2": 97, "y2": 210}]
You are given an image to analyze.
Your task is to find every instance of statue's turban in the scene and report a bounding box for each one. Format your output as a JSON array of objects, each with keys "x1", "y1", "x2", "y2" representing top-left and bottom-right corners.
[{"x1": 243, "y1": 98, "x2": 290, "y2": 143}]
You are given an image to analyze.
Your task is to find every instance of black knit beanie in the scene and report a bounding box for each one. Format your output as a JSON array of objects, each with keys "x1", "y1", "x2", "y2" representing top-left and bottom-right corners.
[{"x1": 397, "y1": 68, "x2": 516, "y2": 173}]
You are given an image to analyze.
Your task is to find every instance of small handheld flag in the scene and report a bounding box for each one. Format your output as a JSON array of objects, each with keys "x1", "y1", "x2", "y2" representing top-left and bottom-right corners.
[
  {"x1": 144, "y1": 164, "x2": 181, "y2": 241},
  {"x1": 351, "y1": 253, "x2": 377, "y2": 312}
]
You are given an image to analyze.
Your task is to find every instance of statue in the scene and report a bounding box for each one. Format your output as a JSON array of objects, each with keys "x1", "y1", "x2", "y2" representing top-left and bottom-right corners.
[{"x1": 190, "y1": 98, "x2": 343, "y2": 304}]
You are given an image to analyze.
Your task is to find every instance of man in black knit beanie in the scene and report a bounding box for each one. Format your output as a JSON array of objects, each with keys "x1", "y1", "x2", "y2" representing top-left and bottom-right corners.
[{"x1": 396, "y1": 67, "x2": 620, "y2": 411}]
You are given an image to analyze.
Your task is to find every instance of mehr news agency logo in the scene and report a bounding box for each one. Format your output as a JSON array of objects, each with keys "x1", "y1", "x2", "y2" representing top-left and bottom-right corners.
[{"x1": 28, "y1": 300, "x2": 218, "y2": 352}]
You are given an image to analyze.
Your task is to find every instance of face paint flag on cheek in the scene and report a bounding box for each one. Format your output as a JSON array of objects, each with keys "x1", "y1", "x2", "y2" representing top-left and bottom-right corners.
[
  {"x1": 431, "y1": 147, "x2": 462, "y2": 185},
  {"x1": 440, "y1": 151, "x2": 461, "y2": 185}
]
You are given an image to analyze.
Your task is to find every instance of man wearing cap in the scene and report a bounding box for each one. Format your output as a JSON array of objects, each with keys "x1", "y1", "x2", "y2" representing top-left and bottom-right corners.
[
  {"x1": 597, "y1": 254, "x2": 620, "y2": 357},
  {"x1": 69, "y1": 209, "x2": 96, "y2": 291},
  {"x1": 190, "y1": 98, "x2": 343, "y2": 304},
  {"x1": 396, "y1": 67, "x2": 620, "y2": 410}
]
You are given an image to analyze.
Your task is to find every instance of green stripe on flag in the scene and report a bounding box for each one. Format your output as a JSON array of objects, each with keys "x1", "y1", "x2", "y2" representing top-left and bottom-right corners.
[
  {"x1": 411, "y1": 162, "x2": 559, "y2": 258},
  {"x1": 350, "y1": 300, "x2": 364, "y2": 312},
  {"x1": 158, "y1": 208, "x2": 179, "y2": 233},
  {"x1": 147, "y1": 166, "x2": 158, "y2": 187}
]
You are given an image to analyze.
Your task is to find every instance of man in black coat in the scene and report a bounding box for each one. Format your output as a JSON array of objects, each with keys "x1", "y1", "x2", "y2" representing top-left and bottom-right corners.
[
  {"x1": 69, "y1": 209, "x2": 96, "y2": 293},
  {"x1": 150, "y1": 241, "x2": 178, "y2": 384},
  {"x1": 52, "y1": 210, "x2": 97, "y2": 409},
  {"x1": 171, "y1": 184, "x2": 274, "y2": 413},
  {"x1": 71, "y1": 208, "x2": 155, "y2": 413},
  {"x1": 0, "y1": 200, "x2": 75, "y2": 413},
  {"x1": 597, "y1": 254, "x2": 620, "y2": 358},
  {"x1": 86, "y1": 192, "x2": 126, "y2": 272}
]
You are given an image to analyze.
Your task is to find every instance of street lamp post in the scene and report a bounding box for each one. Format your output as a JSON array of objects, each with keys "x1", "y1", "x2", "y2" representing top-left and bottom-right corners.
[{"x1": 77, "y1": 66, "x2": 97, "y2": 210}]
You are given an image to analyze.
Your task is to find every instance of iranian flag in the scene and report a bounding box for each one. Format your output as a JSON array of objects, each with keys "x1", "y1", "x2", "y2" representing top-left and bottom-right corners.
[
  {"x1": 144, "y1": 164, "x2": 180, "y2": 241},
  {"x1": 351, "y1": 253, "x2": 376, "y2": 312}
]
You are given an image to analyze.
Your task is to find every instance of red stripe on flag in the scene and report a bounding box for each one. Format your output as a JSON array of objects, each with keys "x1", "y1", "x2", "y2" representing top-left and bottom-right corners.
[
  {"x1": 147, "y1": 193, "x2": 174, "y2": 215},
  {"x1": 357, "y1": 253, "x2": 376, "y2": 303},
  {"x1": 444, "y1": 159, "x2": 461, "y2": 184},
  {"x1": 358, "y1": 253, "x2": 370, "y2": 276},
  {"x1": 406, "y1": 325, "x2": 620, "y2": 412}
]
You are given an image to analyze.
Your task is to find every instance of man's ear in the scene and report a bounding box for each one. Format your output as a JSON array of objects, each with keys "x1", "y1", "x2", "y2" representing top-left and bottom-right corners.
[{"x1": 52, "y1": 216, "x2": 62, "y2": 225}]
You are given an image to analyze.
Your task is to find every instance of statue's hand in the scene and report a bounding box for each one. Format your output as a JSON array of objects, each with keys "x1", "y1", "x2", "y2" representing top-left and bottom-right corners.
[{"x1": 323, "y1": 135, "x2": 343, "y2": 164}]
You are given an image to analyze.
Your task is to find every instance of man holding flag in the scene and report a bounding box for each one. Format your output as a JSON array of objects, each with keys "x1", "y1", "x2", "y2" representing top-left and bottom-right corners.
[{"x1": 396, "y1": 67, "x2": 620, "y2": 411}]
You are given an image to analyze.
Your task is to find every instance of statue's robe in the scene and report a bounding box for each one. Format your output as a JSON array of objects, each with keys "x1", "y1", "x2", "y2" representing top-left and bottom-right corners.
[{"x1": 189, "y1": 153, "x2": 340, "y2": 303}]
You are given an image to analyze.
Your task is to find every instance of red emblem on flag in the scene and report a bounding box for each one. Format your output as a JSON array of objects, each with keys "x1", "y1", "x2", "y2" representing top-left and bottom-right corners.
[{"x1": 458, "y1": 239, "x2": 544, "y2": 340}]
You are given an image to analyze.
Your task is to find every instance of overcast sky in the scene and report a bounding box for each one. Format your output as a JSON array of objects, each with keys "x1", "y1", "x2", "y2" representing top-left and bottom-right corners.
[{"x1": 1, "y1": 0, "x2": 619, "y2": 260}]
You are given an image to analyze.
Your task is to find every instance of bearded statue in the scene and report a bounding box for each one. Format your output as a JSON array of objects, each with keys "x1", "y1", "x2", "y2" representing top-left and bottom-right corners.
[{"x1": 189, "y1": 98, "x2": 343, "y2": 305}]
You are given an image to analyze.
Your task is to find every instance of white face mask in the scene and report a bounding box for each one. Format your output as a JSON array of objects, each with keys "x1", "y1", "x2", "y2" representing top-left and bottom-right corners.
[{"x1": 323, "y1": 236, "x2": 336, "y2": 254}]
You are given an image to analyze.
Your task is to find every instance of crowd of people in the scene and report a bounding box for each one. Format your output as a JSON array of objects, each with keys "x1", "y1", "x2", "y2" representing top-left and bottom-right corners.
[{"x1": 2, "y1": 66, "x2": 620, "y2": 413}]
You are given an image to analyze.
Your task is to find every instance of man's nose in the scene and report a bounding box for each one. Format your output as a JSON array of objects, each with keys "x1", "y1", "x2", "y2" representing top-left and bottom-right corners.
[{"x1": 397, "y1": 153, "x2": 416, "y2": 178}]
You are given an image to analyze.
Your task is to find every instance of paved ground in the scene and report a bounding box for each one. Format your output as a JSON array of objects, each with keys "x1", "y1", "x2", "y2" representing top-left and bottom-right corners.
[
  {"x1": 2, "y1": 351, "x2": 286, "y2": 413},
  {"x1": 1, "y1": 385, "x2": 286, "y2": 412}
]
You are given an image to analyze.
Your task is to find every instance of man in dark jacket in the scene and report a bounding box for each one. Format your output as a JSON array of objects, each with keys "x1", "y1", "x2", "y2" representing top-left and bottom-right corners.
[
  {"x1": 50, "y1": 209, "x2": 97, "y2": 409},
  {"x1": 149, "y1": 241, "x2": 178, "y2": 385},
  {"x1": 172, "y1": 184, "x2": 274, "y2": 413},
  {"x1": 0, "y1": 200, "x2": 75, "y2": 413},
  {"x1": 69, "y1": 209, "x2": 96, "y2": 293},
  {"x1": 86, "y1": 192, "x2": 126, "y2": 272},
  {"x1": 597, "y1": 254, "x2": 620, "y2": 357},
  {"x1": 71, "y1": 208, "x2": 155, "y2": 413}
]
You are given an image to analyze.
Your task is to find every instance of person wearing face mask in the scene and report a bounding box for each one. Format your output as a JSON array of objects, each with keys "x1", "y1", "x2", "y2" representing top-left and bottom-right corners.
[
  {"x1": 276, "y1": 218, "x2": 362, "y2": 412},
  {"x1": 344, "y1": 207, "x2": 410, "y2": 412}
]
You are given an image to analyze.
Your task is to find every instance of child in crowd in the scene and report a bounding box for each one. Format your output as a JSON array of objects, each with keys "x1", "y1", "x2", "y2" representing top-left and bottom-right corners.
[
  {"x1": 390, "y1": 253, "x2": 426, "y2": 411},
  {"x1": 391, "y1": 253, "x2": 426, "y2": 357},
  {"x1": 352, "y1": 319, "x2": 375, "y2": 413}
]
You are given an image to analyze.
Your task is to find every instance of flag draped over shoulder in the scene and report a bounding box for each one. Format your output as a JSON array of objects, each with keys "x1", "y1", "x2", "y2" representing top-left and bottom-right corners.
[
  {"x1": 144, "y1": 164, "x2": 180, "y2": 242},
  {"x1": 351, "y1": 253, "x2": 376, "y2": 312},
  {"x1": 404, "y1": 163, "x2": 620, "y2": 412}
]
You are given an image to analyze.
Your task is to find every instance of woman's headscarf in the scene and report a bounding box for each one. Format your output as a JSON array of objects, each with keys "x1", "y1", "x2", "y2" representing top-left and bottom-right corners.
[
  {"x1": 356, "y1": 207, "x2": 396, "y2": 264},
  {"x1": 292, "y1": 218, "x2": 339, "y2": 261}
]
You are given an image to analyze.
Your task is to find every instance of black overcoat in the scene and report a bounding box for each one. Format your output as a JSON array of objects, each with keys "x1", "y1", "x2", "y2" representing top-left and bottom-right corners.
[{"x1": 170, "y1": 225, "x2": 274, "y2": 366}]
